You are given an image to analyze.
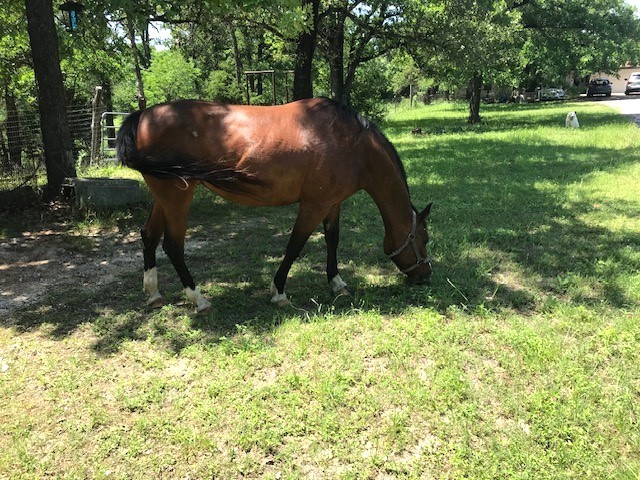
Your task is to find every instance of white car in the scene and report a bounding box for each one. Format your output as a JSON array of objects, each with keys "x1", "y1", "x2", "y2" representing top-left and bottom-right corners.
[
  {"x1": 538, "y1": 87, "x2": 566, "y2": 101},
  {"x1": 625, "y1": 72, "x2": 640, "y2": 95}
]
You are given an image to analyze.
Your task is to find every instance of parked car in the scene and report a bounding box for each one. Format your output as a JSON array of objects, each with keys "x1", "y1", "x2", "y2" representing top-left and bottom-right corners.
[
  {"x1": 586, "y1": 78, "x2": 612, "y2": 97},
  {"x1": 538, "y1": 87, "x2": 566, "y2": 101},
  {"x1": 625, "y1": 72, "x2": 640, "y2": 95}
]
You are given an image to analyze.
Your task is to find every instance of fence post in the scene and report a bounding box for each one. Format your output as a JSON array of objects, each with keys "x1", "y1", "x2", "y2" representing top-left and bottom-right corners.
[{"x1": 90, "y1": 85, "x2": 103, "y2": 166}]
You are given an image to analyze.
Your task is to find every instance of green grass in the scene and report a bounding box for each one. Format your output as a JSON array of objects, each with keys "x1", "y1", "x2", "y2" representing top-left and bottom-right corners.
[{"x1": 1, "y1": 100, "x2": 639, "y2": 479}]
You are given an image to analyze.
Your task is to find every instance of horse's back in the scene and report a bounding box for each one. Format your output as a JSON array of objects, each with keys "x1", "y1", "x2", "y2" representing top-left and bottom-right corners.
[
  {"x1": 135, "y1": 98, "x2": 368, "y2": 206},
  {"x1": 137, "y1": 98, "x2": 359, "y2": 154}
]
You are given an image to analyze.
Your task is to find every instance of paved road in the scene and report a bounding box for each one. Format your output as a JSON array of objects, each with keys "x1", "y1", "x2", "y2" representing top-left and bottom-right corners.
[{"x1": 582, "y1": 93, "x2": 640, "y2": 126}]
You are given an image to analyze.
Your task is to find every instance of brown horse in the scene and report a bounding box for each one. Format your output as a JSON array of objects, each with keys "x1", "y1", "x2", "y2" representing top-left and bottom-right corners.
[{"x1": 116, "y1": 98, "x2": 432, "y2": 312}]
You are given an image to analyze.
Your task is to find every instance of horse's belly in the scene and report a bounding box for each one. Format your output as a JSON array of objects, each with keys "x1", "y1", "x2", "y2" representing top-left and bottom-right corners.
[
  {"x1": 203, "y1": 182, "x2": 300, "y2": 207},
  {"x1": 204, "y1": 169, "x2": 358, "y2": 208},
  {"x1": 204, "y1": 151, "x2": 361, "y2": 207}
]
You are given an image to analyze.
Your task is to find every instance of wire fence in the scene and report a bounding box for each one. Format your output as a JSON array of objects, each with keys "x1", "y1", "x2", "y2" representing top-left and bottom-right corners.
[{"x1": 0, "y1": 103, "x2": 102, "y2": 194}]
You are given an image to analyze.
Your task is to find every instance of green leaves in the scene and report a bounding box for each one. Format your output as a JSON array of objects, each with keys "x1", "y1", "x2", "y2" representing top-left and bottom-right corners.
[{"x1": 143, "y1": 49, "x2": 200, "y2": 104}]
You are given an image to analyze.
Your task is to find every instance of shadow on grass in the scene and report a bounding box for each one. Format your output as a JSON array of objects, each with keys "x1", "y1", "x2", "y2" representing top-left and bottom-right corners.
[{"x1": 5, "y1": 102, "x2": 640, "y2": 354}]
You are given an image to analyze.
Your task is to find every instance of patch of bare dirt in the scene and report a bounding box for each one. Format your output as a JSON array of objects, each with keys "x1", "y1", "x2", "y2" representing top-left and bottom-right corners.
[{"x1": 0, "y1": 225, "x2": 142, "y2": 318}]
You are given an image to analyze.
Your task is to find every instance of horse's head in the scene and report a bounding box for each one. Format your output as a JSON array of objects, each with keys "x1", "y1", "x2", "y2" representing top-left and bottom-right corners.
[{"x1": 388, "y1": 203, "x2": 433, "y2": 284}]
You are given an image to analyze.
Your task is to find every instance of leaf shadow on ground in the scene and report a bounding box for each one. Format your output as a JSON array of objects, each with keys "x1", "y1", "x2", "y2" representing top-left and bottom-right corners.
[{"x1": 5, "y1": 106, "x2": 640, "y2": 354}]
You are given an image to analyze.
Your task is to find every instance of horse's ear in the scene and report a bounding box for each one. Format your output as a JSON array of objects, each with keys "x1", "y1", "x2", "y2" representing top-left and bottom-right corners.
[{"x1": 418, "y1": 202, "x2": 433, "y2": 223}]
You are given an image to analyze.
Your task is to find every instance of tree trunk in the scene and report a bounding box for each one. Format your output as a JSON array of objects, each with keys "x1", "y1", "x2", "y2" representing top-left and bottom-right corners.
[
  {"x1": 89, "y1": 86, "x2": 103, "y2": 166},
  {"x1": 0, "y1": 137, "x2": 8, "y2": 170},
  {"x1": 468, "y1": 71, "x2": 482, "y2": 124},
  {"x1": 125, "y1": 17, "x2": 147, "y2": 110},
  {"x1": 292, "y1": 0, "x2": 320, "y2": 100},
  {"x1": 227, "y1": 21, "x2": 244, "y2": 89},
  {"x1": 25, "y1": 0, "x2": 76, "y2": 199},
  {"x1": 4, "y1": 83, "x2": 22, "y2": 168},
  {"x1": 327, "y1": 8, "x2": 347, "y2": 104},
  {"x1": 141, "y1": 22, "x2": 151, "y2": 69},
  {"x1": 257, "y1": 41, "x2": 264, "y2": 96}
]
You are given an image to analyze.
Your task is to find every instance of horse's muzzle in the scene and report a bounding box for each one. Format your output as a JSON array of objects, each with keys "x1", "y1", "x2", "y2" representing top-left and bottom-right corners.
[{"x1": 406, "y1": 262, "x2": 432, "y2": 285}]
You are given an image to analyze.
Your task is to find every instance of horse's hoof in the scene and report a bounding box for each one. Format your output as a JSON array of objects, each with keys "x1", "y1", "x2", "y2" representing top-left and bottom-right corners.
[
  {"x1": 146, "y1": 294, "x2": 164, "y2": 308},
  {"x1": 148, "y1": 298, "x2": 164, "y2": 308},
  {"x1": 271, "y1": 289, "x2": 290, "y2": 307},
  {"x1": 270, "y1": 282, "x2": 289, "y2": 307},
  {"x1": 330, "y1": 275, "x2": 348, "y2": 296},
  {"x1": 194, "y1": 298, "x2": 212, "y2": 314},
  {"x1": 274, "y1": 297, "x2": 291, "y2": 308},
  {"x1": 335, "y1": 287, "x2": 350, "y2": 297},
  {"x1": 196, "y1": 304, "x2": 214, "y2": 314}
]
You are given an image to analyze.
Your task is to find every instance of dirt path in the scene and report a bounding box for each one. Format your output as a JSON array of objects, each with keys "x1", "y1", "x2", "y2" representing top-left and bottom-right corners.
[{"x1": 0, "y1": 225, "x2": 141, "y2": 319}]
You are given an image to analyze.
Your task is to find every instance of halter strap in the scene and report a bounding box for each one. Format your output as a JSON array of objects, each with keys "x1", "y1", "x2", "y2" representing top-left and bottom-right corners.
[{"x1": 386, "y1": 210, "x2": 431, "y2": 274}]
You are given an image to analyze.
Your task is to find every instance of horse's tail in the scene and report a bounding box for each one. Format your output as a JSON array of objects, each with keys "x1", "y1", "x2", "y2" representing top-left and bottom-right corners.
[
  {"x1": 116, "y1": 110, "x2": 143, "y2": 169},
  {"x1": 115, "y1": 109, "x2": 264, "y2": 193}
]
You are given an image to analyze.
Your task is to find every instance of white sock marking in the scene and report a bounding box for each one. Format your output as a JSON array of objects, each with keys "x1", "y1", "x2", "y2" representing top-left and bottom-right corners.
[
  {"x1": 185, "y1": 287, "x2": 212, "y2": 312},
  {"x1": 143, "y1": 267, "x2": 162, "y2": 305},
  {"x1": 270, "y1": 281, "x2": 288, "y2": 305},
  {"x1": 330, "y1": 274, "x2": 348, "y2": 293}
]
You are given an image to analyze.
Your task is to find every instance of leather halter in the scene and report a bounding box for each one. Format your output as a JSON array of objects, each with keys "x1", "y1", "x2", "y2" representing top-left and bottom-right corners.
[{"x1": 387, "y1": 210, "x2": 431, "y2": 274}]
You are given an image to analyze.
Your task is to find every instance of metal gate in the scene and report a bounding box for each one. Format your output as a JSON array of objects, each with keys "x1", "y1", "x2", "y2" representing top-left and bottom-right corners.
[{"x1": 98, "y1": 111, "x2": 128, "y2": 163}]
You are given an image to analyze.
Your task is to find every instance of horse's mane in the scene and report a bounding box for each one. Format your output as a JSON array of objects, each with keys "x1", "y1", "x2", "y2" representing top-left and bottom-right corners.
[{"x1": 313, "y1": 98, "x2": 410, "y2": 193}]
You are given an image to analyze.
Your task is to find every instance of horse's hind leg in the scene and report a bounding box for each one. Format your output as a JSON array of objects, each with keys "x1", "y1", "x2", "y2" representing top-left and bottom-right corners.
[
  {"x1": 141, "y1": 203, "x2": 165, "y2": 307},
  {"x1": 162, "y1": 198, "x2": 212, "y2": 313},
  {"x1": 323, "y1": 204, "x2": 349, "y2": 296},
  {"x1": 145, "y1": 177, "x2": 211, "y2": 313}
]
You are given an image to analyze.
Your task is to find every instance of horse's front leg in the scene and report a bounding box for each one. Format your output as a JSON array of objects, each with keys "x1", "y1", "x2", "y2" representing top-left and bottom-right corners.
[
  {"x1": 323, "y1": 204, "x2": 349, "y2": 296},
  {"x1": 271, "y1": 204, "x2": 329, "y2": 307}
]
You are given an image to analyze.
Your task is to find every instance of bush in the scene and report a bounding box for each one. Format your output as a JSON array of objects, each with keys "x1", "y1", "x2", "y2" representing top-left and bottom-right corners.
[
  {"x1": 143, "y1": 50, "x2": 200, "y2": 105},
  {"x1": 202, "y1": 70, "x2": 243, "y2": 104}
]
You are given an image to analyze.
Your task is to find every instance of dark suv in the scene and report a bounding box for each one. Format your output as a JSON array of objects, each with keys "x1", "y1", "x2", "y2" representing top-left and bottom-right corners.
[
  {"x1": 586, "y1": 78, "x2": 612, "y2": 97},
  {"x1": 625, "y1": 72, "x2": 640, "y2": 95}
]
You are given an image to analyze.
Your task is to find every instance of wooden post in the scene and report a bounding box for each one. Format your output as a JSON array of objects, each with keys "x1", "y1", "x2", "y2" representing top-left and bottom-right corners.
[{"x1": 90, "y1": 85, "x2": 103, "y2": 166}]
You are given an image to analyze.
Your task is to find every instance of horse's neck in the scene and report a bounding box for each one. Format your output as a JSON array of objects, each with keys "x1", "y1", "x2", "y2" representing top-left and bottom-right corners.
[{"x1": 364, "y1": 153, "x2": 414, "y2": 254}]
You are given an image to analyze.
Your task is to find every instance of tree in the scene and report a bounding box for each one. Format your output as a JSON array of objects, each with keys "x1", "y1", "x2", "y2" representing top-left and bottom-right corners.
[
  {"x1": 520, "y1": 0, "x2": 640, "y2": 85},
  {"x1": 25, "y1": 0, "x2": 76, "y2": 199},
  {"x1": 1, "y1": 0, "x2": 32, "y2": 170},
  {"x1": 292, "y1": 0, "x2": 320, "y2": 99},
  {"x1": 406, "y1": 0, "x2": 525, "y2": 123},
  {"x1": 100, "y1": 0, "x2": 168, "y2": 110},
  {"x1": 168, "y1": 0, "x2": 312, "y2": 103},
  {"x1": 318, "y1": 0, "x2": 403, "y2": 105},
  {"x1": 143, "y1": 50, "x2": 200, "y2": 104}
]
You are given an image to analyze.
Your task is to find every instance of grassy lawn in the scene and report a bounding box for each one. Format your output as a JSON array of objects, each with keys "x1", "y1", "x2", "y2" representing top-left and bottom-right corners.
[{"x1": 1, "y1": 100, "x2": 639, "y2": 479}]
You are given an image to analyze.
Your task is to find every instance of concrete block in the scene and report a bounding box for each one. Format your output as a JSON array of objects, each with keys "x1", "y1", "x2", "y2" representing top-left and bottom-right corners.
[{"x1": 62, "y1": 177, "x2": 142, "y2": 209}]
